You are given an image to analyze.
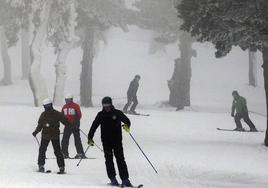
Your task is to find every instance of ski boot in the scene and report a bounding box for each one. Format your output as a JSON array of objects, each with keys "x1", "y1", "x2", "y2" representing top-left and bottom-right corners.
[
  {"x1": 57, "y1": 167, "x2": 65, "y2": 174},
  {"x1": 74, "y1": 153, "x2": 88, "y2": 159},
  {"x1": 250, "y1": 128, "x2": 258, "y2": 132},
  {"x1": 129, "y1": 110, "x2": 138, "y2": 115},
  {"x1": 121, "y1": 179, "x2": 133, "y2": 187},
  {"x1": 176, "y1": 106, "x2": 184, "y2": 111},
  {"x1": 62, "y1": 153, "x2": 70, "y2": 159},
  {"x1": 233, "y1": 127, "x2": 245, "y2": 131},
  {"x1": 109, "y1": 177, "x2": 119, "y2": 186},
  {"x1": 81, "y1": 154, "x2": 88, "y2": 159},
  {"x1": 38, "y1": 165, "x2": 45, "y2": 173},
  {"x1": 74, "y1": 153, "x2": 82, "y2": 159}
]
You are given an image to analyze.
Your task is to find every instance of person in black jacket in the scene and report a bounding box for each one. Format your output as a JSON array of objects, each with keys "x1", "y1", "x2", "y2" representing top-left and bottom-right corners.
[
  {"x1": 123, "y1": 75, "x2": 141, "y2": 114},
  {"x1": 88, "y1": 97, "x2": 133, "y2": 187},
  {"x1": 32, "y1": 99, "x2": 72, "y2": 173}
]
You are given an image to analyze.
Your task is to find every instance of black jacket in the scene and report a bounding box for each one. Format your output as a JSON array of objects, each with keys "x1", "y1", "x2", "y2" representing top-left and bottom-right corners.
[
  {"x1": 34, "y1": 108, "x2": 71, "y2": 140},
  {"x1": 127, "y1": 79, "x2": 139, "y2": 97},
  {"x1": 88, "y1": 107, "x2": 131, "y2": 142}
]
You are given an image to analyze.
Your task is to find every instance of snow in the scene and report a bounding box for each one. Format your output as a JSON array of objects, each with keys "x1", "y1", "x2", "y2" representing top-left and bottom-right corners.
[
  {"x1": 0, "y1": 22, "x2": 267, "y2": 188},
  {"x1": 0, "y1": 105, "x2": 267, "y2": 188}
]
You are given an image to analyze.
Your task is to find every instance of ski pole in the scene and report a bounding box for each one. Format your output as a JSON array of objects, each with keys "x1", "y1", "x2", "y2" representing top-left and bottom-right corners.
[
  {"x1": 129, "y1": 133, "x2": 158, "y2": 174},
  {"x1": 77, "y1": 145, "x2": 90, "y2": 167},
  {"x1": 34, "y1": 136, "x2": 53, "y2": 159},
  {"x1": 79, "y1": 129, "x2": 105, "y2": 153},
  {"x1": 249, "y1": 111, "x2": 267, "y2": 117},
  {"x1": 79, "y1": 128, "x2": 88, "y2": 138},
  {"x1": 93, "y1": 143, "x2": 105, "y2": 153},
  {"x1": 34, "y1": 136, "x2": 40, "y2": 146}
]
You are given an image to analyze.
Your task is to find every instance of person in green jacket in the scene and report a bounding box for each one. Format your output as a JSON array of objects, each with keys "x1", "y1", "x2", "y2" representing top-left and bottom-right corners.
[{"x1": 231, "y1": 91, "x2": 257, "y2": 131}]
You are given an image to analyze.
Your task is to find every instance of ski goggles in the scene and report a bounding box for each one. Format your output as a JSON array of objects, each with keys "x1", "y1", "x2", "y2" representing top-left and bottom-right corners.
[{"x1": 102, "y1": 103, "x2": 112, "y2": 107}]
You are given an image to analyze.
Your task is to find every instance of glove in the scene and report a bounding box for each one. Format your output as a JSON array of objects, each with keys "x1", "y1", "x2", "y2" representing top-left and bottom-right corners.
[
  {"x1": 87, "y1": 138, "x2": 94, "y2": 146},
  {"x1": 32, "y1": 131, "x2": 38, "y2": 137},
  {"x1": 122, "y1": 124, "x2": 130, "y2": 133}
]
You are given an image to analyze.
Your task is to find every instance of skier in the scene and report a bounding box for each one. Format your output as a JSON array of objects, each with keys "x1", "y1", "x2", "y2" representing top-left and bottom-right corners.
[
  {"x1": 88, "y1": 96, "x2": 133, "y2": 187},
  {"x1": 231, "y1": 90, "x2": 258, "y2": 131},
  {"x1": 123, "y1": 75, "x2": 141, "y2": 114},
  {"x1": 61, "y1": 94, "x2": 86, "y2": 159},
  {"x1": 32, "y1": 98, "x2": 72, "y2": 173}
]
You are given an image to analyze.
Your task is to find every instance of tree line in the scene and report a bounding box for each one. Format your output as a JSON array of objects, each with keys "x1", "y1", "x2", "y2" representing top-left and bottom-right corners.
[{"x1": 0, "y1": 0, "x2": 263, "y2": 129}]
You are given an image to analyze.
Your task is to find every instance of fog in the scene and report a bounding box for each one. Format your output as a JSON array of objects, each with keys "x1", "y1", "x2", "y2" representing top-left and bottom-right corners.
[
  {"x1": 0, "y1": 0, "x2": 267, "y2": 187},
  {"x1": 1, "y1": 25, "x2": 265, "y2": 109}
]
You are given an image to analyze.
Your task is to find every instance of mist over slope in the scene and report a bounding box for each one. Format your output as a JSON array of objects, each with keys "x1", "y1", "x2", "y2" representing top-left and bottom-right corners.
[{"x1": 0, "y1": 26, "x2": 265, "y2": 115}]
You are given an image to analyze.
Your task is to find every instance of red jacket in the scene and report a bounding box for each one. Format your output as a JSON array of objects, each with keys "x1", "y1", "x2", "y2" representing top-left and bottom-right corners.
[{"x1": 62, "y1": 102, "x2": 82, "y2": 123}]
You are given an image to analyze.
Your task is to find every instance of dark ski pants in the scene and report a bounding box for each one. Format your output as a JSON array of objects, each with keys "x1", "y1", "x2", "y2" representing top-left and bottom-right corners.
[
  {"x1": 38, "y1": 138, "x2": 64, "y2": 167},
  {"x1": 234, "y1": 112, "x2": 256, "y2": 130},
  {"x1": 61, "y1": 127, "x2": 84, "y2": 156},
  {"x1": 102, "y1": 140, "x2": 129, "y2": 181},
  {"x1": 123, "y1": 95, "x2": 138, "y2": 112}
]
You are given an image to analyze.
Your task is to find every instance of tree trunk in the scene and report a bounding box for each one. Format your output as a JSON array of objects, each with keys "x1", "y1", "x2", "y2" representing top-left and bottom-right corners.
[
  {"x1": 168, "y1": 32, "x2": 193, "y2": 110},
  {"x1": 80, "y1": 28, "x2": 94, "y2": 107},
  {"x1": 53, "y1": 0, "x2": 77, "y2": 105},
  {"x1": 29, "y1": 1, "x2": 51, "y2": 106},
  {"x1": 263, "y1": 47, "x2": 268, "y2": 146},
  {"x1": 53, "y1": 42, "x2": 72, "y2": 105},
  {"x1": 21, "y1": 27, "x2": 30, "y2": 80},
  {"x1": 0, "y1": 25, "x2": 12, "y2": 85},
  {"x1": 249, "y1": 49, "x2": 257, "y2": 87}
]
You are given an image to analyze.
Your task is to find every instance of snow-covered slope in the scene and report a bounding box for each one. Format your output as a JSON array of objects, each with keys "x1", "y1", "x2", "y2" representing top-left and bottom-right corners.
[
  {"x1": 0, "y1": 106, "x2": 267, "y2": 188},
  {"x1": 0, "y1": 20, "x2": 267, "y2": 188}
]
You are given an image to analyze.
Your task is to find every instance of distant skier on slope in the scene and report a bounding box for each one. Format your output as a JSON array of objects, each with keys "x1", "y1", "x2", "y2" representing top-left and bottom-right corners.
[
  {"x1": 61, "y1": 94, "x2": 86, "y2": 159},
  {"x1": 231, "y1": 90, "x2": 258, "y2": 132},
  {"x1": 88, "y1": 97, "x2": 133, "y2": 187},
  {"x1": 123, "y1": 75, "x2": 141, "y2": 115},
  {"x1": 32, "y1": 99, "x2": 72, "y2": 174}
]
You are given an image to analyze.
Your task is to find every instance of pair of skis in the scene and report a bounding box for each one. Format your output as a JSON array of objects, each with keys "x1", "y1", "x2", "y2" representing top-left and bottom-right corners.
[
  {"x1": 37, "y1": 171, "x2": 142, "y2": 187},
  {"x1": 46, "y1": 157, "x2": 96, "y2": 160},
  {"x1": 38, "y1": 170, "x2": 66, "y2": 174},
  {"x1": 107, "y1": 183, "x2": 143, "y2": 188},
  {"x1": 124, "y1": 112, "x2": 150, "y2": 116},
  {"x1": 217, "y1": 128, "x2": 264, "y2": 132}
]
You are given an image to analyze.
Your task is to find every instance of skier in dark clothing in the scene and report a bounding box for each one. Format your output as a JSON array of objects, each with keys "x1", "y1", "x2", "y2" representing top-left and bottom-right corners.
[
  {"x1": 231, "y1": 91, "x2": 258, "y2": 131},
  {"x1": 32, "y1": 99, "x2": 72, "y2": 173},
  {"x1": 88, "y1": 96, "x2": 133, "y2": 187},
  {"x1": 61, "y1": 94, "x2": 86, "y2": 159},
  {"x1": 123, "y1": 75, "x2": 141, "y2": 114}
]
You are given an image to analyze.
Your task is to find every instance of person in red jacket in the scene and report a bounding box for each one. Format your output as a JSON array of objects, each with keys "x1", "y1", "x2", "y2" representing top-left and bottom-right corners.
[{"x1": 61, "y1": 94, "x2": 86, "y2": 159}]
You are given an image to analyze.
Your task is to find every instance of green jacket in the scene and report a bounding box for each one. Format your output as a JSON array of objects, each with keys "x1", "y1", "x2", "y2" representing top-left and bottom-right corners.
[{"x1": 231, "y1": 96, "x2": 248, "y2": 114}]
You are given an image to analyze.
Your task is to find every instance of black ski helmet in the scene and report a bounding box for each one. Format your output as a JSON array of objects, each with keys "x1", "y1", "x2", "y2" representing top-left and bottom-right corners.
[
  {"x1": 135, "y1": 74, "x2": 141, "y2": 79},
  {"x1": 102, "y1": 96, "x2": 112, "y2": 106},
  {"x1": 232, "y1": 90, "x2": 239, "y2": 96}
]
